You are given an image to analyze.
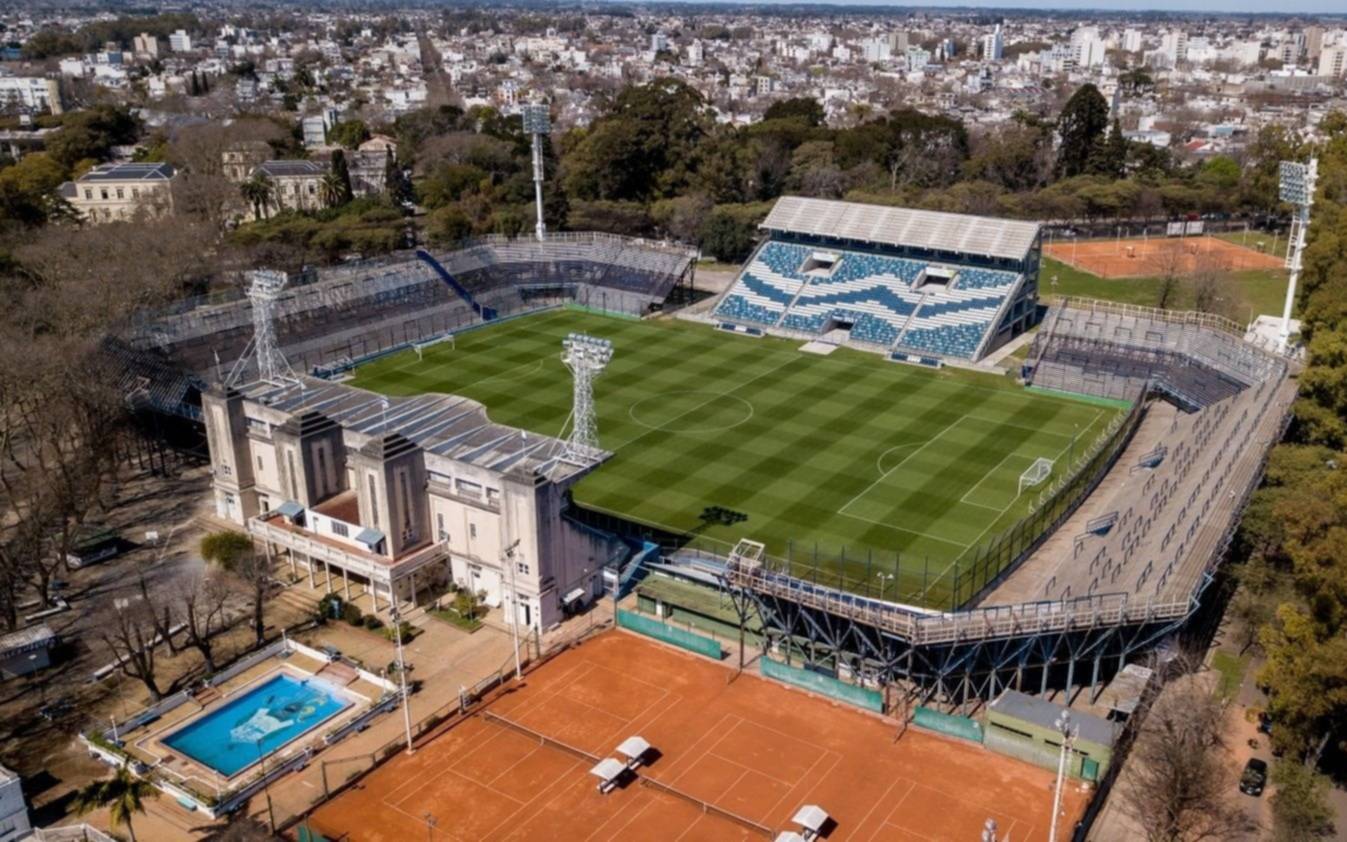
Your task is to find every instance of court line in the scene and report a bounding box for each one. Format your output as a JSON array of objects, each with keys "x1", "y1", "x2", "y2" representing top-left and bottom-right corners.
[
  {"x1": 959, "y1": 451, "x2": 1024, "y2": 510},
  {"x1": 917, "y1": 409, "x2": 1107, "y2": 603},
  {"x1": 837, "y1": 415, "x2": 967, "y2": 516},
  {"x1": 376, "y1": 308, "x2": 574, "y2": 376},
  {"x1": 853, "y1": 778, "x2": 914, "y2": 841},
  {"x1": 835, "y1": 510, "x2": 974, "y2": 549}
]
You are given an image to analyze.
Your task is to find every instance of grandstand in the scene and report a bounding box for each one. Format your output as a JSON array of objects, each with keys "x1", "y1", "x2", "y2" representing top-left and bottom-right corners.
[
  {"x1": 119, "y1": 232, "x2": 696, "y2": 383},
  {"x1": 712, "y1": 197, "x2": 1040, "y2": 363}
]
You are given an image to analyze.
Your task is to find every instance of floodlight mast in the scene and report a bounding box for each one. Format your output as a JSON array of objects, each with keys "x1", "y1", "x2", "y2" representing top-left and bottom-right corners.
[
  {"x1": 1278, "y1": 158, "x2": 1317, "y2": 352},
  {"x1": 523, "y1": 102, "x2": 551, "y2": 242},
  {"x1": 559, "y1": 333, "x2": 613, "y2": 466},
  {"x1": 225, "y1": 269, "x2": 296, "y2": 386}
]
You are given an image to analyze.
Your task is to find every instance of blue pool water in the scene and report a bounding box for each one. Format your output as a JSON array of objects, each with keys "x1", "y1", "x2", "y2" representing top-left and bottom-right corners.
[{"x1": 164, "y1": 673, "x2": 352, "y2": 777}]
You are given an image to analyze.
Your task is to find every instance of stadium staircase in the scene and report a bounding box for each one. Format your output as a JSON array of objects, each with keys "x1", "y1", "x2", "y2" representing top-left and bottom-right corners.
[{"x1": 415, "y1": 248, "x2": 498, "y2": 320}]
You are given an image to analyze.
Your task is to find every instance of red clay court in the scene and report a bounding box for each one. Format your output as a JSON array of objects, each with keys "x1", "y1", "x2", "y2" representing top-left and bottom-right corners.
[
  {"x1": 1045, "y1": 235, "x2": 1284, "y2": 279},
  {"x1": 303, "y1": 631, "x2": 1088, "y2": 841}
]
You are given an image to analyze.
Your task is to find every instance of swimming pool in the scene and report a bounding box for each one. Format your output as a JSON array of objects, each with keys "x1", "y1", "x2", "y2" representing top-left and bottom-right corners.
[{"x1": 163, "y1": 673, "x2": 352, "y2": 777}]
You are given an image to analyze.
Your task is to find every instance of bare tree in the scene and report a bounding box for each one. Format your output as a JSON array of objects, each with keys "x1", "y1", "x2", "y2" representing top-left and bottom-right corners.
[
  {"x1": 175, "y1": 569, "x2": 233, "y2": 674},
  {"x1": 97, "y1": 597, "x2": 168, "y2": 701},
  {"x1": 1122, "y1": 672, "x2": 1259, "y2": 841}
]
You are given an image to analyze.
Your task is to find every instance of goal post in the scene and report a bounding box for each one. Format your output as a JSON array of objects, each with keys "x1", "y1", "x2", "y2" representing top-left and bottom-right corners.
[
  {"x1": 1018, "y1": 457, "x2": 1053, "y2": 494},
  {"x1": 413, "y1": 333, "x2": 455, "y2": 361}
]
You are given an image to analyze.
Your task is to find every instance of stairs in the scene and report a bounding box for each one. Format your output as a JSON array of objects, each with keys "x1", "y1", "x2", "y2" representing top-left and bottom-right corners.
[{"x1": 276, "y1": 586, "x2": 323, "y2": 617}]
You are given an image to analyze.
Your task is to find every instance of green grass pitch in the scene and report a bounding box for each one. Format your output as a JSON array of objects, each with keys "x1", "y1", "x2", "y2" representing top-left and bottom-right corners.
[{"x1": 350, "y1": 307, "x2": 1118, "y2": 609}]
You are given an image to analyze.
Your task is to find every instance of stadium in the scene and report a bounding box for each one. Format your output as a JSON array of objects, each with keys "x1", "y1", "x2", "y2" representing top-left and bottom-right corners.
[{"x1": 115, "y1": 195, "x2": 1295, "y2": 714}]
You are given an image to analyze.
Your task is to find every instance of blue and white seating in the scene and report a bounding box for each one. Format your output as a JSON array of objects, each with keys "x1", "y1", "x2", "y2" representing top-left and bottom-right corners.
[
  {"x1": 714, "y1": 239, "x2": 1024, "y2": 360},
  {"x1": 711, "y1": 242, "x2": 812, "y2": 326}
]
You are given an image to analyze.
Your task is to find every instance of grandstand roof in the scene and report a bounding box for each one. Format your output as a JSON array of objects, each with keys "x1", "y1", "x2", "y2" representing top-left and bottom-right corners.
[{"x1": 761, "y1": 196, "x2": 1041, "y2": 262}]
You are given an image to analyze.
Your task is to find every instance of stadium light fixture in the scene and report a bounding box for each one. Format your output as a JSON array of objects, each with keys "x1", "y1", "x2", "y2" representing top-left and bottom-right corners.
[
  {"x1": 1277, "y1": 158, "x2": 1317, "y2": 352},
  {"x1": 523, "y1": 101, "x2": 551, "y2": 242},
  {"x1": 559, "y1": 333, "x2": 614, "y2": 467}
]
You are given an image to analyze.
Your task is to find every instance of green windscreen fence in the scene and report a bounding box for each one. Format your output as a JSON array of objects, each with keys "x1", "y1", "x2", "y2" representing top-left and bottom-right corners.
[
  {"x1": 912, "y1": 706, "x2": 984, "y2": 743},
  {"x1": 759, "y1": 658, "x2": 884, "y2": 713},
  {"x1": 617, "y1": 609, "x2": 723, "y2": 660}
]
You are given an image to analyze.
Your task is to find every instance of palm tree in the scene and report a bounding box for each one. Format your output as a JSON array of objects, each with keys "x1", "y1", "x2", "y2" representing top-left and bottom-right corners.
[
  {"x1": 319, "y1": 171, "x2": 347, "y2": 208},
  {"x1": 240, "y1": 174, "x2": 274, "y2": 220},
  {"x1": 71, "y1": 763, "x2": 158, "y2": 842}
]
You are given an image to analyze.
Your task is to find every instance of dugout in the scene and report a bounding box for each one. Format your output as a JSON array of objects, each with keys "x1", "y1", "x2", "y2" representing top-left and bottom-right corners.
[{"x1": 984, "y1": 690, "x2": 1118, "y2": 781}]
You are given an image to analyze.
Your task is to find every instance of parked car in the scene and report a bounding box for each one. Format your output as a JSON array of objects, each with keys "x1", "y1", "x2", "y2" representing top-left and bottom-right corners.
[
  {"x1": 1240, "y1": 758, "x2": 1269, "y2": 796},
  {"x1": 64, "y1": 526, "x2": 123, "y2": 569}
]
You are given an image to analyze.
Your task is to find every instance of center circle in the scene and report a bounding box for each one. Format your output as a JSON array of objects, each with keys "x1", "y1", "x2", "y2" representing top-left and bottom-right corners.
[{"x1": 629, "y1": 391, "x2": 754, "y2": 434}]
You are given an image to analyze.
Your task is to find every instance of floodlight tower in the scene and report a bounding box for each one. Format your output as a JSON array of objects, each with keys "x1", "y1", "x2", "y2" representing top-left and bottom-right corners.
[
  {"x1": 559, "y1": 333, "x2": 613, "y2": 465},
  {"x1": 1278, "y1": 158, "x2": 1318, "y2": 352},
  {"x1": 227, "y1": 269, "x2": 295, "y2": 386},
  {"x1": 522, "y1": 102, "x2": 551, "y2": 242}
]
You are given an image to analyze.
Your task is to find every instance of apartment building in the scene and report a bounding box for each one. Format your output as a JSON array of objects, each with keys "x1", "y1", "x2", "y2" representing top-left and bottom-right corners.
[
  {"x1": 62, "y1": 162, "x2": 175, "y2": 223},
  {"x1": 0, "y1": 75, "x2": 61, "y2": 114}
]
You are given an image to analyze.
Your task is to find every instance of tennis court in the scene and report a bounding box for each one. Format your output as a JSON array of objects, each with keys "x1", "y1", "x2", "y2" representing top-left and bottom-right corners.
[
  {"x1": 1045, "y1": 235, "x2": 1283, "y2": 278},
  {"x1": 303, "y1": 631, "x2": 1089, "y2": 841}
]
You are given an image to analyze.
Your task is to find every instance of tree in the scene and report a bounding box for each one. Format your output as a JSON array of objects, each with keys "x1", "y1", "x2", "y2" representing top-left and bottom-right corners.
[
  {"x1": 241, "y1": 174, "x2": 275, "y2": 220},
  {"x1": 384, "y1": 147, "x2": 413, "y2": 205},
  {"x1": 1121, "y1": 672, "x2": 1258, "y2": 842},
  {"x1": 699, "y1": 209, "x2": 756, "y2": 263},
  {"x1": 328, "y1": 119, "x2": 371, "y2": 150},
  {"x1": 72, "y1": 764, "x2": 158, "y2": 842},
  {"x1": 1088, "y1": 119, "x2": 1128, "y2": 179},
  {"x1": 329, "y1": 150, "x2": 354, "y2": 206},
  {"x1": 201, "y1": 531, "x2": 269, "y2": 646},
  {"x1": 763, "y1": 97, "x2": 825, "y2": 127},
  {"x1": 1054, "y1": 84, "x2": 1110, "y2": 180},
  {"x1": 96, "y1": 597, "x2": 168, "y2": 700},
  {"x1": 425, "y1": 204, "x2": 474, "y2": 246},
  {"x1": 176, "y1": 570, "x2": 232, "y2": 673},
  {"x1": 1271, "y1": 761, "x2": 1335, "y2": 841}
]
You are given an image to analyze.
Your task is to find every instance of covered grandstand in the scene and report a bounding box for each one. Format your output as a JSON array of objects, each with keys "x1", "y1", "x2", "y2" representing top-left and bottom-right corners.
[
  {"x1": 712, "y1": 197, "x2": 1042, "y2": 363},
  {"x1": 119, "y1": 232, "x2": 696, "y2": 387}
]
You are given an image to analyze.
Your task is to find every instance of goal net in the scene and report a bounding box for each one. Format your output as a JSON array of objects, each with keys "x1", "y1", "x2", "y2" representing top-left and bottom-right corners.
[
  {"x1": 413, "y1": 333, "x2": 455, "y2": 361},
  {"x1": 1018, "y1": 457, "x2": 1054, "y2": 494}
]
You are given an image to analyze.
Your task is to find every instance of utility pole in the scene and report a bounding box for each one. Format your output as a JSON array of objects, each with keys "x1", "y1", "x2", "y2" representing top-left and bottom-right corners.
[
  {"x1": 1049, "y1": 711, "x2": 1077, "y2": 842},
  {"x1": 391, "y1": 604, "x2": 414, "y2": 754}
]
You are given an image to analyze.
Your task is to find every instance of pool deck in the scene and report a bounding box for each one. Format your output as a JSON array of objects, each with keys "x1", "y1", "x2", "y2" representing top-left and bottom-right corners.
[{"x1": 119, "y1": 651, "x2": 382, "y2": 799}]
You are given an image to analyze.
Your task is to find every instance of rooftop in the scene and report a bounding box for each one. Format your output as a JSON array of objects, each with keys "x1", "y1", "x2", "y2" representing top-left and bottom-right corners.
[
  {"x1": 989, "y1": 690, "x2": 1120, "y2": 747},
  {"x1": 256, "y1": 159, "x2": 327, "y2": 178},
  {"x1": 762, "y1": 195, "x2": 1041, "y2": 262},
  {"x1": 0, "y1": 623, "x2": 56, "y2": 659},
  {"x1": 77, "y1": 162, "x2": 175, "y2": 182},
  {"x1": 237, "y1": 376, "x2": 586, "y2": 481}
]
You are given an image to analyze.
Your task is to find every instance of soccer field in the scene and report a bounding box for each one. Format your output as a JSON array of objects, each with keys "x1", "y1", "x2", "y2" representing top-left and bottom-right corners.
[{"x1": 351, "y1": 308, "x2": 1118, "y2": 608}]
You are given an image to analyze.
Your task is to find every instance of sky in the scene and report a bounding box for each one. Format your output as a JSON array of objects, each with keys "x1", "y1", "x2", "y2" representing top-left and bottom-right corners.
[{"x1": 731, "y1": 0, "x2": 1343, "y2": 13}]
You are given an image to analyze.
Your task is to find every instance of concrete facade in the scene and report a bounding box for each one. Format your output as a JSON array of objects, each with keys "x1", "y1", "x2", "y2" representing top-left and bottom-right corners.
[{"x1": 204, "y1": 377, "x2": 627, "y2": 632}]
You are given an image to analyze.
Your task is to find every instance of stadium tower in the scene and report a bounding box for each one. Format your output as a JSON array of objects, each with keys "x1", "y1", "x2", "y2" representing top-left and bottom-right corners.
[
  {"x1": 1278, "y1": 158, "x2": 1318, "y2": 351},
  {"x1": 559, "y1": 332, "x2": 612, "y2": 466},
  {"x1": 226, "y1": 269, "x2": 296, "y2": 386},
  {"x1": 522, "y1": 102, "x2": 551, "y2": 242}
]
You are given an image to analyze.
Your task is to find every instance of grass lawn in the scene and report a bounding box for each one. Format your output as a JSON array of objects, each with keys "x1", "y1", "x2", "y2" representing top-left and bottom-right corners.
[
  {"x1": 351, "y1": 308, "x2": 1117, "y2": 609},
  {"x1": 1211, "y1": 649, "x2": 1251, "y2": 702},
  {"x1": 1212, "y1": 228, "x2": 1288, "y2": 260},
  {"x1": 1041, "y1": 257, "x2": 1289, "y2": 323}
]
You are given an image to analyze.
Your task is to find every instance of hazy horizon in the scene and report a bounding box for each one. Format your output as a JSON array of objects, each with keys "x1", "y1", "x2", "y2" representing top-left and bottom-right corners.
[{"x1": 671, "y1": 0, "x2": 1344, "y2": 15}]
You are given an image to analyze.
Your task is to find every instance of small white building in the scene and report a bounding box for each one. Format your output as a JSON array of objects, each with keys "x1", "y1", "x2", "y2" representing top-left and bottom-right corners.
[{"x1": 0, "y1": 765, "x2": 31, "y2": 842}]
